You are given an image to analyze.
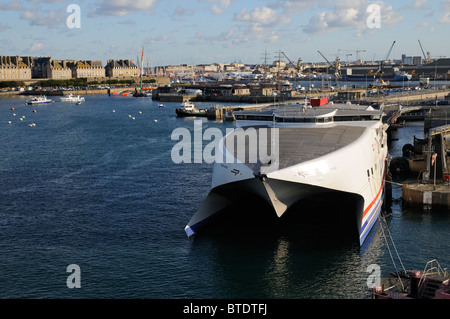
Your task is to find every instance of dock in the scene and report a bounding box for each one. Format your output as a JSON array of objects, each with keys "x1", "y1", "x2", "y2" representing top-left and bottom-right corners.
[
  {"x1": 399, "y1": 124, "x2": 450, "y2": 210},
  {"x1": 402, "y1": 182, "x2": 450, "y2": 210},
  {"x1": 206, "y1": 100, "x2": 305, "y2": 120}
]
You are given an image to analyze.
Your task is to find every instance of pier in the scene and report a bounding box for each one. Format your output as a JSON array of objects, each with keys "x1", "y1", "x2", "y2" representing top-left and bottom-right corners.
[{"x1": 395, "y1": 124, "x2": 450, "y2": 210}]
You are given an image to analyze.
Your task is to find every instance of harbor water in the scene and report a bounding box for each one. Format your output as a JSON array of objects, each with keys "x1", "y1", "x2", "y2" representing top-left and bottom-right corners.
[{"x1": 0, "y1": 94, "x2": 448, "y2": 299}]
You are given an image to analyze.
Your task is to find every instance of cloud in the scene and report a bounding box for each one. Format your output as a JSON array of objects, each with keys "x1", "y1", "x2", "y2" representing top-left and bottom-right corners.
[
  {"x1": 302, "y1": 0, "x2": 402, "y2": 35},
  {"x1": 29, "y1": 42, "x2": 46, "y2": 52},
  {"x1": 90, "y1": 0, "x2": 158, "y2": 17},
  {"x1": 439, "y1": 12, "x2": 450, "y2": 24},
  {"x1": 209, "y1": 0, "x2": 232, "y2": 15},
  {"x1": 401, "y1": 0, "x2": 431, "y2": 10},
  {"x1": 21, "y1": 6, "x2": 65, "y2": 27},
  {"x1": 232, "y1": 6, "x2": 291, "y2": 44},
  {"x1": 0, "y1": 23, "x2": 11, "y2": 32},
  {"x1": 0, "y1": 0, "x2": 23, "y2": 11},
  {"x1": 234, "y1": 7, "x2": 282, "y2": 26}
]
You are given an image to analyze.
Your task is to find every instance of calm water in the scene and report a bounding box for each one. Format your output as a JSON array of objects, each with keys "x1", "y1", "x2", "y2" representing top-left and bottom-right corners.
[{"x1": 0, "y1": 94, "x2": 448, "y2": 299}]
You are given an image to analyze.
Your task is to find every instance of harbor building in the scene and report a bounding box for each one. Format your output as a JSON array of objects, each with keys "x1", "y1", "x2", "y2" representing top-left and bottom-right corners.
[
  {"x1": 0, "y1": 56, "x2": 32, "y2": 81},
  {"x1": 105, "y1": 59, "x2": 140, "y2": 79},
  {"x1": 31, "y1": 57, "x2": 51, "y2": 78},
  {"x1": 48, "y1": 59, "x2": 72, "y2": 80},
  {"x1": 70, "y1": 60, "x2": 105, "y2": 79}
]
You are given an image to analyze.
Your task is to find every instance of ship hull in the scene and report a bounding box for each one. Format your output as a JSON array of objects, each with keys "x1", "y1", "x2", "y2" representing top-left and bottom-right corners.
[
  {"x1": 341, "y1": 74, "x2": 412, "y2": 82},
  {"x1": 185, "y1": 122, "x2": 388, "y2": 245},
  {"x1": 175, "y1": 109, "x2": 207, "y2": 117}
]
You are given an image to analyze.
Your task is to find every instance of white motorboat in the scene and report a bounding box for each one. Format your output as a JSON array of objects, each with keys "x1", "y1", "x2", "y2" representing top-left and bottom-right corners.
[
  {"x1": 25, "y1": 96, "x2": 53, "y2": 105},
  {"x1": 184, "y1": 100, "x2": 389, "y2": 245},
  {"x1": 60, "y1": 93, "x2": 85, "y2": 103}
]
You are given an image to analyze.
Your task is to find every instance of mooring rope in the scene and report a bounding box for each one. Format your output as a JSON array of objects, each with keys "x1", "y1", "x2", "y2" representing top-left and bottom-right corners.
[{"x1": 379, "y1": 214, "x2": 407, "y2": 291}]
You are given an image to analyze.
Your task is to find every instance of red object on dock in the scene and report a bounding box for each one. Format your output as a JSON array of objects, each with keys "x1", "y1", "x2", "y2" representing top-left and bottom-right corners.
[{"x1": 310, "y1": 97, "x2": 328, "y2": 107}]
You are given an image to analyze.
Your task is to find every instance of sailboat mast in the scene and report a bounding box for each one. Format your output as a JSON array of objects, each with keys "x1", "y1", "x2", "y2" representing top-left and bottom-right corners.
[{"x1": 140, "y1": 46, "x2": 144, "y2": 92}]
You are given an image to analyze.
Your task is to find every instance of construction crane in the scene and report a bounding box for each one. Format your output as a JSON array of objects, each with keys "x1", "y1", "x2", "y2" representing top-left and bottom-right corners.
[
  {"x1": 385, "y1": 41, "x2": 396, "y2": 61},
  {"x1": 418, "y1": 40, "x2": 431, "y2": 63},
  {"x1": 281, "y1": 52, "x2": 294, "y2": 67},
  {"x1": 317, "y1": 50, "x2": 341, "y2": 79},
  {"x1": 376, "y1": 41, "x2": 395, "y2": 75},
  {"x1": 356, "y1": 49, "x2": 366, "y2": 61}
]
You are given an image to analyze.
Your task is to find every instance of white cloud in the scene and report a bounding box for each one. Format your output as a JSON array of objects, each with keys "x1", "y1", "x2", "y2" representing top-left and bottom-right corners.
[
  {"x1": 211, "y1": 4, "x2": 223, "y2": 15},
  {"x1": 439, "y1": 12, "x2": 450, "y2": 24},
  {"x1": 234, "y1": 7, "x2": 281, "y2": 26},
  {"x1": 302, "y1": 0, "x2": 402, "y2": 35},
  {"x1": 440, "y1": 0, "x2": 450, "y2": 11},
  {"x1": 0, "y1": 0, "x2": 23, "y2": 11},
  {"x1": 21, "y1": 6, "x2": 65, "y2": 27},
  {"x1": 91, "y1": 0, "x2": 158, "y2": 17},
  {"x1": 29, "y1": 42, "x2": 45, "y2": 52}
]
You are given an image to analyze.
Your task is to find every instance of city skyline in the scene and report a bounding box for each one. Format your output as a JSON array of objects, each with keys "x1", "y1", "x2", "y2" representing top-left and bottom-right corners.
[{"x1": 1, "y1": 0, "x2": 450, "y2": 66}]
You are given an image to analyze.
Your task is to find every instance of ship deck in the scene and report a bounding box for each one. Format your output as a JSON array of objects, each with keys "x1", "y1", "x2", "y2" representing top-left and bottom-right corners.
[{"x1": 224, "y1": 126, "x2": 366, "y2": 171}]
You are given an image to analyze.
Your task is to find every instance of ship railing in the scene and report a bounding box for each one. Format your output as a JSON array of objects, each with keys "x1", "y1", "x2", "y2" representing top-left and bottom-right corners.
[{"x1": 418, "y1": 259, "x2": 448, "y2": 297}]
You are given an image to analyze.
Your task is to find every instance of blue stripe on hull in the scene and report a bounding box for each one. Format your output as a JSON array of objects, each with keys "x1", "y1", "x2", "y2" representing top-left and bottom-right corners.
[{"x1": 359, "y1": 188, "x2": 384, "y2": 245}]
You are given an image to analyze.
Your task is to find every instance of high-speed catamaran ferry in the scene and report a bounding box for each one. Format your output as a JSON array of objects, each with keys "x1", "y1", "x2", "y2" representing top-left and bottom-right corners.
[{"x1": 185, "y1": 100, "x2": 389, "y2": 245}]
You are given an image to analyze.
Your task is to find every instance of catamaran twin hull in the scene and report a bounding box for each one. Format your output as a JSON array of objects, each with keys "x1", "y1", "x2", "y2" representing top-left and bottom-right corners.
[{"x1": 185, "y1": 122, "x2": 388, "y2": 245}]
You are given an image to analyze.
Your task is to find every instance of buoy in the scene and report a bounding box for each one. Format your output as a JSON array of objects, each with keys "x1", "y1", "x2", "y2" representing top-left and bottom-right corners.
[
  {"x1": 8, "y1": 121, "x2": 11, "y2": 124},
  {"x1": 19, "y1": 118, "x2": 23, "y2": 121},
  {"x1": 138, "y1": 111, "x2": 142, "y2": 114},
  {"x1": 11, "y1": 107, "x2": 14, "y2": 110},
  {"x1": 132, "y1": 117, "x2": 135, "y2": 120},
  {"x1": 112, "y1": 110, "x2": 115, "y2": 112},
  {"x1": 128, "y1": 114, "x2": 132, "y2": 118},
  {"x1": 33, "y1": 110, "x2": 36, "y2": 113},
  {"x1": 13, "y1": 113, "x2": 16, "y2": 116},
  {"x1": 154, "y1": 119, "x2": 158, "y2": 123}
]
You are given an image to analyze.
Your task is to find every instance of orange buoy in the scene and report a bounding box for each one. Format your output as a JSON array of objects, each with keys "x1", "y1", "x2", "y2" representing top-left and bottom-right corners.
[
  {"x1": 33, "y1": 110, "x2": 37, "y2": 113},
  {"x1": 11, "y1": 107, "x2": 14, "y2": 110}
]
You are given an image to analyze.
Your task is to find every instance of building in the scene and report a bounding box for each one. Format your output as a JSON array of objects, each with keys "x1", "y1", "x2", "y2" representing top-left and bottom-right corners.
[
  {"x1": 0, "y1": 56, "x2": 32, "y2": 81},
  {"x1": 32, "y1": 57, "x2": 51, "y2": 78},
  {"x1": 105, "y1": 59, "x2": 140, "y2": 79},
  {"x1": 48, "y1": 59, "x2": 72, "y2": 80},
  {"x1": 70, "y1": 60, "x2": 105, "y2": 79}
]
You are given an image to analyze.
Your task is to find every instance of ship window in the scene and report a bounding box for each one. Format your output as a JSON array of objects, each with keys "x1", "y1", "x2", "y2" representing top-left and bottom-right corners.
[
  {"x1": 371, "y1": 167, "x2": 374, "y2": 175},
  {"x1": 367, "y1": 169, "x2": 370, "y2": 177}
]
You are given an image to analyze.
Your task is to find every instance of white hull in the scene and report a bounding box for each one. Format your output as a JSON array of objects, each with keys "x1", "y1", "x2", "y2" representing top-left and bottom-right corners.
[
  {"x1": 60, "y1": 95, "x2": 85, "y2": 102},
  {"x1": 26, "y1": 96, "x2": 53, "y2": 105},
  {"x1": 185, "y1": 106, "x2": 388, "y2": 245}
]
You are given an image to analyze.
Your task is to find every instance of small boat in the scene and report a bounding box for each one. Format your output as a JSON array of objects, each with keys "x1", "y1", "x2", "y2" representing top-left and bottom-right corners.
[
  {"x1": 26, "y1": 96, "x2": 53, "y2": 105},
  {"x1": 175, "y1": 101, "x2": 207, "y2": 117},
  {"x1": 371, "y1": 259, "x2": 450, "y2": 299},
  {"x1": 60, "y1": 93, "x2": 85, "y2": 103}
]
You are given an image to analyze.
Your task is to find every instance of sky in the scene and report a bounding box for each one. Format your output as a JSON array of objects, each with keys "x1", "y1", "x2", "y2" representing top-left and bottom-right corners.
[{"x1": 1, "y1": 0, "x2": 450, "y2": 67}]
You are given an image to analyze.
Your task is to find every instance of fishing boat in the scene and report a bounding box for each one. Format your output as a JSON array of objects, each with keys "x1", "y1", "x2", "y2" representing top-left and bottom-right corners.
[
  {"x1": 60, "y1": 93, "x2": 85, "y2": 103},
  {"x1": 175, "y1": 101, "x2": 207, "y2": 117},
  {"x1": 184, "y1": 100, "x2": 389, "y2": 245},
  {"x1": 25, "y1": 96, "x2": 53, "y2": 105}
]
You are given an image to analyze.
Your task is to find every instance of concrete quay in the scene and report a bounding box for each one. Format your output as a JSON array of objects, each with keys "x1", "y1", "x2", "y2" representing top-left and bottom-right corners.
[{"x1": 402, "y1": 182, "x2": 450, "y2": 210}]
